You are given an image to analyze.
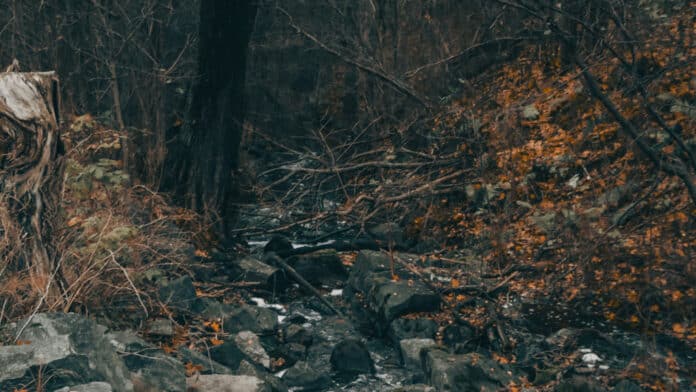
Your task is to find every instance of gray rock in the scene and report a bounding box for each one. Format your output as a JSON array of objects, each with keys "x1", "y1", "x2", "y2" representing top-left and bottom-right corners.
[
  {"x1": 368, "y1": 222, "x2": 405, "y2": 246},
  {"x1": 106, "y1": 330, "x2": 186, "y2": 392},
  {"x1": 348, "y1": 251, "x2": 440, "y2": 324},
  {"x1": 390, "y1": 385, "x2": 436, "y2": 392},
  {"x1": 330, "y1": 339, "x2": 375, "y2": 376},
  {"x1": 176, "y1": 347, "x2": 233, "y2": 375},
  {"x1": 236, "y1": 361, "x2": 289, "y2": 392},
  {"x1": 158, "y1": 275, "x2": 200, "y2": 313},
  {"x1": 282, "y1": 361, "x2": 331, "y2": 391},
  {"x1": 0, "y1": 313, "x2": 133, "y2": 392},
  {"x1": 555, "y1": 376, "x2": 606, "y2": 392},
  {"x1": 613, "y1": 379, "x2": 643, "y2": 392},
  {"x1": 523, "y1": 104, "x2": 540, "y2": 120},
  {"x1": 209, "y1": 340, "x2": 248, "y2": 370},
  {"x1": 146, "y1": 318, "x2": 174, "y2": 337},
  {"x1": 290, "y1": 249, "x2": 347, "y2": 285},
  {"x1": 235, "y1": 331, "x2": 271, "y2": 369},
  {"x1": 202, "y1": 303, "x2": 278, "y2": 335},
  {"x1": 186, "y1": 375, "x2": 271, "y2": 392},
  {"x1": 423, "y1": 350, "x2": 512, "y2": 391},
  {"x1": 229, "y1": 257, "x2": 286, "y2": 289},
  {"x1": 283, "y1": 323, "x2": 313, "y2": 346},
  {"x1": 279, "y1": 342, "x2": 306, "y2": 365},
  {"x1": 388, "y1": 318, "x2": 438, "y2": 346},
  {"x1": 399, "y1": 339, "x2": 438, "y2": 369},
  {"x1": 53, "y1": 382, "x2": 114, "y2": 392}
]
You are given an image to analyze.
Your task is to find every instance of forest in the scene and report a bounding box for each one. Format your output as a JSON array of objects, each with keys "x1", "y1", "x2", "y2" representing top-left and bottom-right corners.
[{"x1": 0, "y1": 0, "x2": 694, "y2": 391}]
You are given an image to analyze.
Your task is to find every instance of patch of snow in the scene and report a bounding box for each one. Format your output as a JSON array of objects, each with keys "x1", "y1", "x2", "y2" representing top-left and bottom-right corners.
[
  {"x1": 579, "y1": 348, "x2": 593, "y2": 353},
  {"x1": 250, "y1": 297, "x2": 285, "y2": 311},
  {"x1": 599, "y1": 364, "x2": 609, "y2": 370},
  {"x1": 330, "y1": 289, "x2": 343, "y2": 296},
  {"x1": 291, "y1": 240, "x2": 336, "y2": 249},
  {"x1": 247, "y1": 240, "x2": 269, "y2": 248},
  {"x1": 582, "y1": 352, "x2": 602, "y2": 367},
  {"x1": 277, "y1": 315, "x2": 287, "y2": 324},
  {"x1": 275, "y1": 369, "x2": 288, "y2": 378},
  {"x1": 567, "y1": 174, "x2": 581, "y2": 188}
]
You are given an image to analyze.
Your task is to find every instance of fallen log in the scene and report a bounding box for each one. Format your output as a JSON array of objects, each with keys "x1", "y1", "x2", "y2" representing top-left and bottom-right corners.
[{"x1": 0, "y1": 70, "x2": 64, "y2": 288}]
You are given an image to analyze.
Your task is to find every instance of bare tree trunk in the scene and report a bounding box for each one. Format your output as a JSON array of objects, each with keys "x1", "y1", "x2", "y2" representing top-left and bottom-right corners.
[{"x1": 0, "y1": 71, "x2": 64, "y2": 288}]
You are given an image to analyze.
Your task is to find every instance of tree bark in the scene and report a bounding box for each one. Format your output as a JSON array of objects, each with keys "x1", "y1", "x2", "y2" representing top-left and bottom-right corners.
[
  {"x1": 0, "y1": 71, "x2": 64, "y2": 282},
  {"x1": 164, "y1": 0, "x2": 258, "y2": 235}
]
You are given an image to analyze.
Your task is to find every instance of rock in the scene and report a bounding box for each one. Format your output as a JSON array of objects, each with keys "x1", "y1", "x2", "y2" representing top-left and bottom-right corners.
[
  {"x1": 523, "y1": 104, "x2": 540, "y2": 120},
  {"x1": 330, "y1": 339, "x2": 375, "y2": 376},
  {"x1": 229, "y1": 257, "x2": 286, "y2": 289},
  {"x1": 555, "y1": 376, "x2": 606, "y2": 392},
  {"x1": 441, "y1": 323, "x2": 476, "y2": 348},
  {"x1": 372, "y1": 281, "x2": 441, "y2": 323},
  {"x1": 613, "y1": 379, "x2": 643, "y2": 392},
  {"x1": 388, "y1": 318, "x2": 438, "y2": 346},
  {"x1": 290, "y1": 249, "x2": 347, "y2": 285},
  {"x1": 423, "y1": 350, "x2": 512, "y2": 391},
  {"x1": 283, "y1": 323, "x2": 313, "y2": 346},
  {"x1": 282, "y1": 361, "x2": 331, "y2": 391},
  {"x1": 236, "y1": 361, "x2": 289, "y2": 392},
  {"x1": 186, "y1": 375, "x2": 271, "y2": 392},
  {"x1": 348, "y1": 251, "x2": 440, "y2": 324},
  {"x1": 235, "y1": 331, "x2": 271, "y2": 369},
  {"x1": 0, "y1": 313, "x2": 133, "y2": 392},
  {"x1": 368, "y1": 222, "x2": 405, "y2": 246},
  {"x1": 146, "y1": 318, "x2": 174, "y2": 337},
  {"x1": 106, "y1": 330, "x2": 186, "y2": 392},
  {"x1": 201, "y1": 303, "x2": 278, "y2": 335},
  {"x1": 209, "y1": 340, "x2": 249, "y2": 370},
  {"x1": 264, "y1": 235, "x2": 293, "y2": 255},
  {"x1": 54, "y1": 382, "x2": 114, "y2": 392},
  {"x1": 279, "y1": 343, "x2": 307, "y2": 365},
  {"x1": 399, "y1": 339, "x2": 438, "y2": 369},
  {"x1": 391, "y1": 385, "x2": 436, "y2": 392},
  {"x1": 176, "y1": 347, "x2": 233, "y2": 375},
  {"x1": 158, "y1": 275, "x2": 200, "y2": 313}
]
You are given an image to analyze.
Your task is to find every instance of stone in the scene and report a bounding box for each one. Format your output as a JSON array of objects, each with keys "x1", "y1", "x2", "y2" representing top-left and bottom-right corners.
[
  {"x1": 391, "y1": 385, "x2": 436, "y2": 392},
  {"x1": 158, "y1": 275, "x2": 200, "y2": 313},
  {"x1": 176, "y1": 347, "x2": 233, "y2": 375},
  {"x1": 423, "y1": 350, "x2": 512, "y2": 391},
  {"x1": 0, "y1": 313, "x2": 133, "y2": 392},
  {"x1": 613, "y1": 379, "x2": 643, "y2": 392},
  {"x1": 330, "y1": 339, "x2": 375, "y2": 376},
  {"x1": 229, "y1": 257, "x2": 286, "y2": 289},
  {"x1": 282, "y1": 361, "x2": 331, "y2": 391},
  {"x1": 554, "y1": 376, "x2": 606, "y2": 392},
  {"x1": 441, "y1": 323, "x2": 476, "y2": 348},
  {"x1": 290, "y1": 249, "x2": 347, "y2": 285},
  {"x1": 235, "y1": 331, "x2": 271, "y2": 369},
  {"x1": 522, "y1": 104, "x2": 540, "y2": 120},
  {"x1": 209, "y1": 340, "x2": 248, "y2": 370},
  {"x1": 399, "y1": 339, "x2": 438, "y2": 369},
  {"x1": 368, "y1": 222, "x2": 405, "y2": 246},
  {"x1": 371, "y1": 280, "x2": 441, "y2": 322},
  {"x1": 53, "y1": 382, "x2": 113, "y2": 392},
  {"x1": 146, "y1": 318, "x2": 174, "y2": 337},
  {"x1": 388, "y1": 318, "x2": 438, "y2": 346},
  {"x1": 186, "y1": 375, "x2": 271, "y2": 392},
  {"x1": 106, "y1": 330, "x2": 186, "y2": 392},
  {"x1": 348, "y1": 251, "x2": 440, "y2": 324},
  {"x1": 279, "y1": 343, "x2": 307, "y2": 365},
  {"x1": 201, "y1": 303, "x2": 278, "y2": 335},
  {"x1": 283, "y1": 323, "x2": 313, "y2": 346}
]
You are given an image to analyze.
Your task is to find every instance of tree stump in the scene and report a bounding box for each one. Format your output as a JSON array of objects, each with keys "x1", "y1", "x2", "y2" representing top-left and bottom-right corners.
[{"x1": 0, "y1": 71, "x2": 64, "y2": 285}]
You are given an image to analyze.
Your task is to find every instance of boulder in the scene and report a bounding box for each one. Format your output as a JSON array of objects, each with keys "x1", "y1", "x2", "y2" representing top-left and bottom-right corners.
[
  {"x1": 399, "y1": 339, "x2": 438, "y2": 369},
  {"x1": 283, "y1": 323, "x2": 313, "y2": 346},
  {"x1": 146, "y1": 318, "x2": 174, "y2": 337},
  {"x1": 290, "y1": 249, "x2": 347, "y2": 285},
  {"x1": 176, "y1": 347, "x2": 233, "y2": 375},
  {"x1": 54, "y1": 382, "x2": 114, "y2": 392},
  {"x1": 235, "y1": 331, "x2": 271, "y2": 369},
  {"x1": 423, "y1": 350, "x2": 512, "y2": 391},
  {"x1": 0, "y1": 313, "x2": 133, "y2": 392},
  {"x1": 106, "y1": 330, "x2": 186, "y2": 392},
  {"x1": 348, "y1": 251, "x2": 440, "y2": 324},
  {"x1": 158, "y1": 275, "x2": 201, "y2": 313},
  {"x1": 278, "y1": 343, "x2": 307, "y2": 365},
  {"x1": 282, "y1": 361, "x2": 331, "y2": 391},
  {"x1": 209, "y1": 340, "x2": 249, "y2": 370},
  {"x1": 186, "y1": 375, "x2": 271, "y2": 392},
  {"x1": 201, "y1": 303, "x2": 278, "y2": 335},
  {"x1": 388, "y1": 318, "x2": 438, "y2": 346},
  {"x1": 368, "y1": 222, "x2": 405, "y2": 247},
  {"x1": 554, "y1": 376, "x2": 607, "y2": 392},
  {"x1": 228, "y1": 257, "x2": 286, "y2": 289},
  {"x1": 330, "y1": 339, "x2": 375, "y2": 376}
]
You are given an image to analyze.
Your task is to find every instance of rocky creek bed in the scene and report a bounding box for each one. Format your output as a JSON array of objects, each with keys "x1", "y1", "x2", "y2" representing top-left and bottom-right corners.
[{"x1": 0, "y1": 241, "x2": 693, "y2": 391}]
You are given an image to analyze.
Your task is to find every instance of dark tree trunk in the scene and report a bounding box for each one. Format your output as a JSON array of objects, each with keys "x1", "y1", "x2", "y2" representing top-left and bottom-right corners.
[{"x1": 164, "y1": 0, "x2": 257, "y2": 234}]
